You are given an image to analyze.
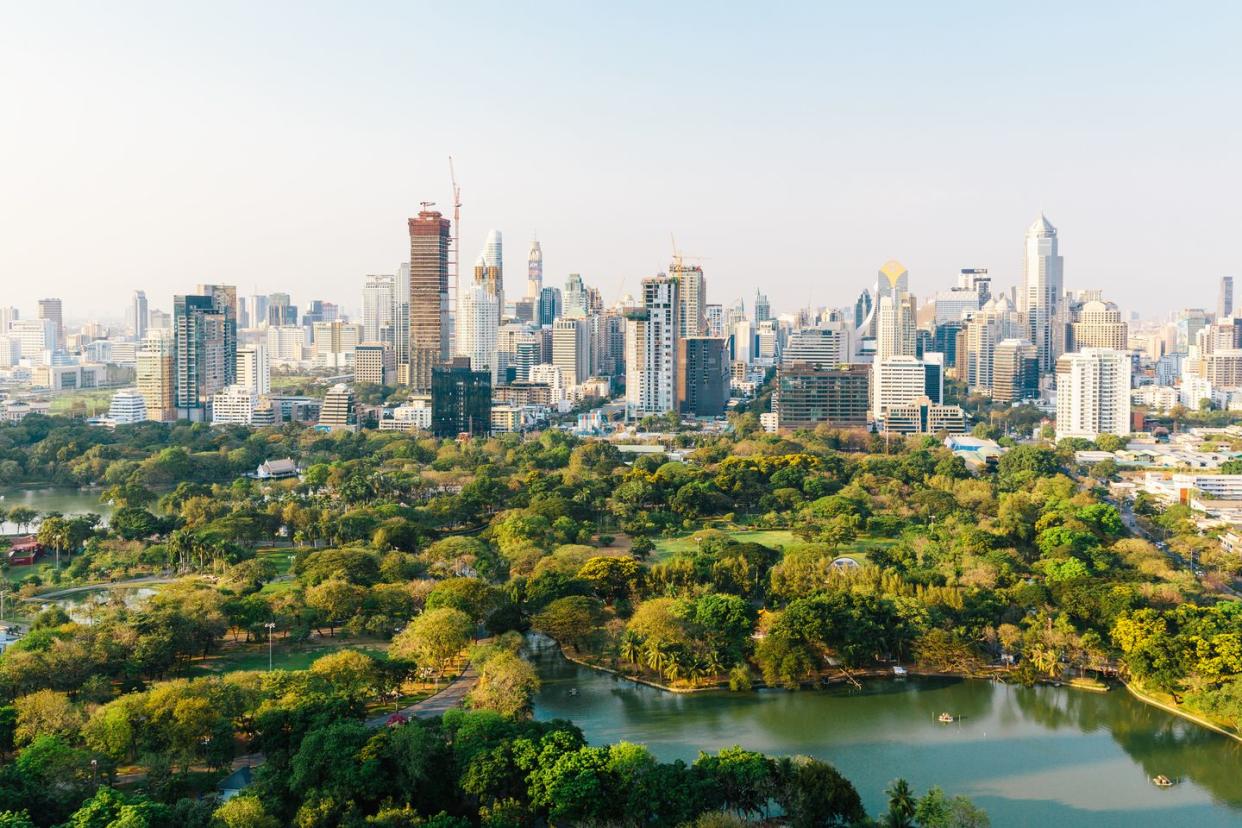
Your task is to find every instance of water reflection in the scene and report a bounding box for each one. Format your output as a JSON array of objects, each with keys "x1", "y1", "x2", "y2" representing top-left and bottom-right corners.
[{"x1": 528, "y1": 638, "x2": 1242, "y2": 826}]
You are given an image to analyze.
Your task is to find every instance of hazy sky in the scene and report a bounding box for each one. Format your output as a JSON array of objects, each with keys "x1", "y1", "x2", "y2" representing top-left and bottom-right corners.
[{"x1": 3, "y1": 1, "x2": 1241, "y2": 322}]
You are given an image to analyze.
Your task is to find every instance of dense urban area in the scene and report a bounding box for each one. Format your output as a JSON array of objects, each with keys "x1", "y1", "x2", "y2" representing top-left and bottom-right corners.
[{"x1": 2, "y1": 214, "x2": 1242, "y2": 826}]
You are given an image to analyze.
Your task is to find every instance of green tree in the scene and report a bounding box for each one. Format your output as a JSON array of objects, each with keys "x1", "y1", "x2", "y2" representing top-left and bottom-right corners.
[
  {"x1": 531, "y1": 596, "x2": 604, "y2": 653},
  {"x1": 390, "y1": 607, "x2": 472, "y2": 679},
  {"x1": 466, "y1": 651, "x2": 540, "y2": 718}
]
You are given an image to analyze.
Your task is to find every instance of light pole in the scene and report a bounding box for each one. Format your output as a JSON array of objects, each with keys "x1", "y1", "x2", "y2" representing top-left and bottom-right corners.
[{"x1": 265, "y1": 621, "x2": 276, "y2": 671}]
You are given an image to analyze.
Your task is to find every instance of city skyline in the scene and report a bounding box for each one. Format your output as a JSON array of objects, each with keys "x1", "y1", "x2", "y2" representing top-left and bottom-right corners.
[{"x1": 4, "y1": 3, "x2": 1242, "y2": 317}]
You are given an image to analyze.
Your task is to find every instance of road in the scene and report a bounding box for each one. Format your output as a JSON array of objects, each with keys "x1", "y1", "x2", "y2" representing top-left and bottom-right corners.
[{"x1": 1115, "y1": 497, "x2": 1241, "y2": 599}]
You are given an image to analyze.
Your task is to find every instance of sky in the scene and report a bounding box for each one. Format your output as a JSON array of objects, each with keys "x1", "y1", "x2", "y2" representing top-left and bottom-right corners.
[{"x1": 2, "y1": 1, "x2": 1241, "y2": 323}]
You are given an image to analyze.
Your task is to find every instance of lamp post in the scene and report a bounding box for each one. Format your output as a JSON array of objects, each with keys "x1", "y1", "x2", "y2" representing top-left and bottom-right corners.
[{"x1": 265, "y1": 621, "x2": 276, "y2": 671}]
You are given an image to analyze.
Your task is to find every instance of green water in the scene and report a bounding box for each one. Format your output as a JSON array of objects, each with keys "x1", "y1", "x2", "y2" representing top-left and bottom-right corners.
[
  {"x1": 530, "y1": 642, "x2": 1242, "y2": 827},
  {"x1": 0, "y1": 488, "x2": 112, "y2": 533}
]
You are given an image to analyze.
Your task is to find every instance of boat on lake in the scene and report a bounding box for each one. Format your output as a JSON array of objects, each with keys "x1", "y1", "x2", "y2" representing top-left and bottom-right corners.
[
  {"x1": 1152, "y1": 775, "x2": 1176, "y2": 787},
  {"x1": 937, "y1": 712, "x2": 956, "y2": 723}
]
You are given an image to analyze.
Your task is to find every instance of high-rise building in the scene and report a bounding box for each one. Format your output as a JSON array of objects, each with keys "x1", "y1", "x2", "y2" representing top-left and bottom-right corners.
[
  {"x1": 173, "y1": 290, "x2": 235, "y2": 421},
  {"x1": 9, "y1": 318, "x2": 57, "y2": 359},
  {"x1": 625, "y1": 275, "x2": 681, "y2": 415},
  {"x1": 677, "y1": 336, "x2": 730, "y2": 416},
  {"x1": 783, "y1": 323, "x2": 856, "y2": 368},
  {"x1": 409, "y1": 209, "x2": 452, "y2": 391},
  {"x1": 854, "y1": 290, "x2": 873, "y2": 332},
  {"x1": 237, "y1": 344, "x2": 270, "y2": 395},
  {"x1": 705, "y1": 304, "x2": 724, "y2": 338},
  {"x1": 394, "y1": 262, "x2": 411, "y2": 370},
  {"x1": 958, "y1": 268, "x2": 992, "y2": 302},
  {"x1": 875, "y1": 260, "x2": 915, "y2": 362},
  {"x1": 478, "y1": 229, "x2": 504, "y2": 318},
  {"x1": 266, "y1": 325, "x2": 308, "y2": 363},
  {"x1": 456, "y1": 282, "x2": 500, "y2": 384},
  {"x1": 1055, "y1": 348, "x2": 1131, "y2": 441},
  {"x1": 37, "y1": 298, "x2": 63, "y2": 344},
  {"x1": 355, "y1": 343, "x2": 396, "y2": 386},
  {"x1": 1221, "y1": 276, "x2": 1235, "y2": 320},
  {"x1": 672, "y1": 263, "x2": 706, "y2": 337},
  {"x1": 965, "y1": 294, "x2": 1023, "y2": 394},
  {"x1": 992, "y1": 339, "x2": 1039, "y2": 403},
  {"x1": 362, "y1": 274, "x2": 396, "y2": 344},
  {"x1": 552, "y1": 317, "x2": 591, "y2": 386},
  {"x1": 773, "y1": 362, "x2": 870, "y2": 430},
  {"x1": 267, "y1": 293, "x2": 297, "y2": 326},
  {"x1": 0, "y1": 306, "x2": 18, "y2": 333},
  {"x1": 1020, "y1": 214, "x2": 1064, "y2": 372},
  {"x1": 136, "y1": 330, "x2": 174, "y2": 421},
  {"x1": 132, "y1": 291, "x2": 149, "y2": 340},
  {"x1": 318, "y1": 384, "x2": 357, "y2": 431},
  {"x1": 931, "y1": 321, "x2": 964, "y2": 370},
  {"x1": 754, "y1": 291, "x2": 771, "y2": 324},
  {"x1": 563, "y1": 273, "x2": 588, "y2": 318},
  {"x1": 538, "y1": 287, "x2": 562, "y2": 327},
  {"x1": 873, "y1": 355, "x2": 929, "y2": 420},
  {"x1": 1176, "y1": 308, "x2": 1210, "y2": 352},
  {"x1": 1069, "y1": 299, "x2": 1128, "y2": 351},
  {"x1": 431, "y1": 357, "x2": 491, "y2": 437},
  {"x1": 527, "y1": 239, "x2": 543, "y2": 299}
]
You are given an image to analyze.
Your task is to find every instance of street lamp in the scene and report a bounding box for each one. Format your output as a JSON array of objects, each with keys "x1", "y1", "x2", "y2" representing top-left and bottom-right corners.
[{"x1": 265, "y1": 622, "x2": 277, "y2": 671}]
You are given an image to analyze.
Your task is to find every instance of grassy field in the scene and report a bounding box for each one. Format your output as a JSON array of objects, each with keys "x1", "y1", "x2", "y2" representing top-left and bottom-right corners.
[
  {"x1": 47, "y1": 389, "x2": 115, "y2": 417},
  {"x1": 653, "y1": 528, "x2": 894, "y2": 565}
]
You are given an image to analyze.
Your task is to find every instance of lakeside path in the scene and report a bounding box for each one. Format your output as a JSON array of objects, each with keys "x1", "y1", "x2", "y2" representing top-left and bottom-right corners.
[
  {"x1": 27, "y1": 576, "x2": 178, "y2": 601},
  {"x1": 365, "y1": 663, "x2": 479, "y2": 726}
]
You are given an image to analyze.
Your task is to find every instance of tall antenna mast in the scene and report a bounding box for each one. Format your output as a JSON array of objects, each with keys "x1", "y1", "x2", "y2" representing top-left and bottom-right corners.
[{"x1": 448, "y1": 157, "x2": 462, "y2": 331}]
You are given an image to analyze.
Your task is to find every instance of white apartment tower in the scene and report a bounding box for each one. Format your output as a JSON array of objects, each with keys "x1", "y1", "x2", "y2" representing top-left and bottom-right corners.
[
  {"x1": 626, "y1": 276, "x2": 680, "y2": 415},
  {"x1": 875, "y1": 260, "x2": 915, "y2": 362},
  {"x1": 1055, "y1": 348, "x2": 1130, "y2": 441},
  {"x1": 237, "y1": 344, "x2": 270, "y2": 395},
  {"x1": 456, "y1": 282, "x2": 501, "y2": 384},
  {"x1": 1021, "y1": 214, "x2": 1064, "y2": 372},
  {"x1": 672, "y1": 262, "x2": 706, "y2": 338},
  {"x1": 552, "y1": 317, "x2": 591, "y2": 386}
]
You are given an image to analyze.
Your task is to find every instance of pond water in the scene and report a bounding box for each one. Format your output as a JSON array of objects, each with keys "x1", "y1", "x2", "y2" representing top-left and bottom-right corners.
[
  {"x1": 33, "y1": 586, "x2": 158, "y2": 625},
  {"x1": 0, "y1": 488, "x2": 113, "y2": 533},
  {"x1": 529, "y1": 642, "x2": 1242, "y2": 827}
]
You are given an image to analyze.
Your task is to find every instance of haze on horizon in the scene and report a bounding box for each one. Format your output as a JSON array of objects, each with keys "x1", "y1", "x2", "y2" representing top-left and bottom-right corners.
[{"x1": 2, "y1": 0, "x2": 1240, "y2": 320}]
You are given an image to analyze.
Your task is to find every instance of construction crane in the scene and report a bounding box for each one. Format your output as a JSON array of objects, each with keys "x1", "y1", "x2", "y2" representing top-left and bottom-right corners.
[
  {"x1": 669, "y1": 233, "x2": 710, "y2": 272},
  {"x1": 448, "y1": 157, "x2": 462, "y2": 328}
]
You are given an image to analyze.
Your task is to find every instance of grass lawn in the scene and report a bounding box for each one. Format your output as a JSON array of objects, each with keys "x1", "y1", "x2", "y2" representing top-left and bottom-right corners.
[
  {"x1": 653, "y1": 527, "x2": 894, "y2": 565},
  {"x1": 185, "y1": 634, "x2": 390, "y2": 676},
  {"x1": 47, "y1": 389, "x2": 115, "y2": 417}
]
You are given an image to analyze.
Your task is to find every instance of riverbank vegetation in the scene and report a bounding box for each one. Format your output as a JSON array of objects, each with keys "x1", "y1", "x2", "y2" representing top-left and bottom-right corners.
[{"x1": 0, "y1": 408, "x2": 1239, "y2": 821}]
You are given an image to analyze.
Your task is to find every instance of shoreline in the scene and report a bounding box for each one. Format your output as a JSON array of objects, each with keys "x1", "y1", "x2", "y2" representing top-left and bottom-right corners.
[
  {"x1": 548, "y1": 641, "x2": 1242, "y2": 743},
  {"x1": 1121, "y1": 680, "x2": 1242, "y2": 744}
]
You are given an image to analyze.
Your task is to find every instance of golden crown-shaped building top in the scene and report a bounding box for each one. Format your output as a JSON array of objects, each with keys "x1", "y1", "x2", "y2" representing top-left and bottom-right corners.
[{"x1": 879, "y1": 260, "x2": 908, "y2": 287}]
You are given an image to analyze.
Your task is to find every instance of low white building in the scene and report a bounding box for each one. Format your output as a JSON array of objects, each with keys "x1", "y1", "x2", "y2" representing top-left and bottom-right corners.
[
  {"x1": 106, "y1": 388, "x2": 148, "y2": 425},
  {"x1": 212, "y1": 384, "x2": 258, "y2": 425}
]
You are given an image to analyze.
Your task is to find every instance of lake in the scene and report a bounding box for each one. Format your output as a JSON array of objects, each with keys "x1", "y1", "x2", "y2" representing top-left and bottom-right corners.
[
  {"x1": 529, "y1": 642, "x2": 1242, "y2": 827},
  {"x1": 0, "y1": 488, "x2": 113, "y2": 533}
]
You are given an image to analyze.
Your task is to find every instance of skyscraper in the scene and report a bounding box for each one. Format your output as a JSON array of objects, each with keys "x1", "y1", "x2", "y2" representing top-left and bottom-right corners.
[
  {"x1": 432, "y1": 357, "x2": 491, "y2": 437},
  {"x1": 136, "y1": 330, "x2": 174, "y2": 421},
  {"x1": 37, "y1": 298, "x2": 63, "y2": 345},
  {"x1": 362, "y1": 274, "x2": 396, "y2": 344},
  {"x1": 132, "y1": 291, "x2": 149, "y2": 340},
  {"x1": 1055, "y1": 348, "x2": 1131, "y2": 441},
  {"x1": 677, "y1": 336, "x2": 730, "y2": 416},
  {"x1": 563, "y1": 273, "x2": 588, "y2": 318},
  {"x1": 1020, "y1": 214, "x2": 1064, "y2": 372},
  {"x1": 173, "y1": 292, "x2": 232, "y2": 421},
  {"x1": 456, "y1": 282, "x2": 500, "y2": 384},
  {"x1": 408, "y1": 209, "x2": 452, "y2": 392},
  {"x1": 1220, "y1": 276, "x2": 1235, "y2": 319},
  {"x1": 552, "y1": 317, "x2": 591, "y2": 386},
  {"x1": 394, "y1": 262, "x2": 411, "y2": 370},
  {"x1": 479, "y1": 229, "x2": 504, "y2": 317},
  {"x1": 875, "y1": 260, "x2": 915, "y2": 363},
  {"x1": 1069, "y1": 299, "x2": 1128, "y2": 351},
  {"x1": 527, "y1": 239, "x2": 543, "y2": 299},
  {"x1": 672, "y1": 263, "x2": 706, "y2": 338},
  {"x1": 625, "y1": 275, "x2": 680, "y2": 415},
  {"x1": 754, "y1": 291, "x2": 770, "y2": 323},
  {"x1": 267, "y1": 292, "x2": 297, "y2": 326},
  {"x1": 992, "y1": 339, "x2": 1039, "y2": 403}
]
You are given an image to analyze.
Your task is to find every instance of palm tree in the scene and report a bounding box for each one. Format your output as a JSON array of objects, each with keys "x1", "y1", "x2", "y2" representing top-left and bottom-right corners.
[
  {"x1": 884, "y1": 778, "x2": 916, "y2": 828},
  {"x1": 620, "y1": 634, "x2": 642, "y2": 666},
  {"x1": 663, "y1": 653, "x2": 685, "y2": 684},
  {"x1": 686, "y1": 655, "x2": 709, "y2": 687},
  {"x1": 643, "y1": 642, "x2": 668, "y2": 675}
]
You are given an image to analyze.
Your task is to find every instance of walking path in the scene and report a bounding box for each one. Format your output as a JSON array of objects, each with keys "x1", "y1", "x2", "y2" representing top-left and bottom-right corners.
[
  {"x1": 28, "y1": 576, "x2": 177, "y2": 601},
  {"x1": 365, "y1": 663, "x2": 479, "y2": 726}
]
